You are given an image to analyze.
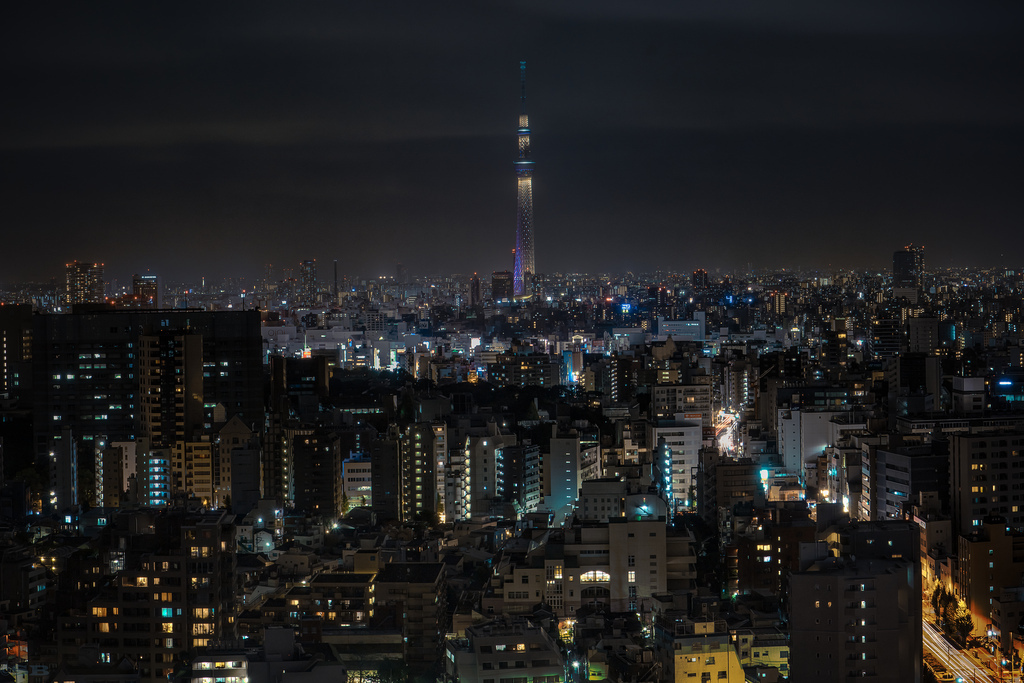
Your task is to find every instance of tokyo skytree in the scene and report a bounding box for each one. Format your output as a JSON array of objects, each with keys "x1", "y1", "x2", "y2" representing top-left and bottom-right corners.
[{"x1": 513, "y1": 61, "x2": 535, "y2": 297}]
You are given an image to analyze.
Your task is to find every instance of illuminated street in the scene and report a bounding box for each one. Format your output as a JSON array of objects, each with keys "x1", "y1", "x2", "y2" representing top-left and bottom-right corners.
[{"x1": 923, "y1": 620, "x2": 996, "y2": 683}]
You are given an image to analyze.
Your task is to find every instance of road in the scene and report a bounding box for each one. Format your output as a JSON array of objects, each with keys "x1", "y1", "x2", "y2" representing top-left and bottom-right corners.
[{"x1": 923, "y1": 619, "x2": 996, "y2": 683}]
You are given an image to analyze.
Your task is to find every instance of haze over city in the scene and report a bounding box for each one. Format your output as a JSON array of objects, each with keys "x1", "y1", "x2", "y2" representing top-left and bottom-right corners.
[{"x1": 4, "y1": 1, "x2": 1024, "y2": 284}]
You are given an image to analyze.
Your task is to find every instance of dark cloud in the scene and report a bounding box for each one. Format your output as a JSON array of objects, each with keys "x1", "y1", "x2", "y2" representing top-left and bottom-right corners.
[{"x1": 2, "y1": 1, "x2": 1022, "y2": 283}]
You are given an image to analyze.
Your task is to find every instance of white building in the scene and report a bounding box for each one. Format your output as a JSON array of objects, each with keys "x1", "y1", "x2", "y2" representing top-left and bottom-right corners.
[{"x1": 648, "y1": 416, "x2": 702, "y2": 511}]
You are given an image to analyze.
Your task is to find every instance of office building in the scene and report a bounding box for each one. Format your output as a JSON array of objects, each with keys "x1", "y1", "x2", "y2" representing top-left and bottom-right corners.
[
  {"x1": 651, "y1": 382, "x2": 712, "y2": 427},
  {"x1": 49, "y1": 426, "x2": 78, "y2": 513},
  {"x1": 493, "y1": 443, "x2": 542, "y2": 516},
  {"x1": 131, "y1": 273, "x2": 161, "y2": 308},
  {"x1": 342, "y1": 454, "x2": 373, "y2": 510},
  {"x1": 465, "y1": 421, "x2": 517, "y2": 521},
  {"x1": 487, "y1": 351, "x2": 561, "y2": 387}
]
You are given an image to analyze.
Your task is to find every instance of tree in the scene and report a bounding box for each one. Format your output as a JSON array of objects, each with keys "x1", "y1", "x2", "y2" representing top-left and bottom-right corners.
[
  {"x1": 341, "y1": 492, "x2": 350, "y2": 516},
  {"x1": 931, "y1": 587, "x2": 942, "y2": 616},
  {"x1": 932, "y1": 586, "x2": 952, "y2": 622},
  {"x1": 951, "y1": 600, "x2": 975, "y2": 645},
  {"x1": 935, "y1": 587, "x2": 954, "y2": 629}
]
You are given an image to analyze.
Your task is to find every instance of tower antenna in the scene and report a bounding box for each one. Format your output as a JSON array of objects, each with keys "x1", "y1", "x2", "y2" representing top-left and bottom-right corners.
[{"x1": 520, "y1": 61, "x2": 527, "y2": 114}]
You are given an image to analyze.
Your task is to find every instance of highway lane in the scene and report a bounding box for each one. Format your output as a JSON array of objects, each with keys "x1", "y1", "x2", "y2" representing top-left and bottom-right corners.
[{"x1": 923, "y1": 619, "x2": 995, "y2": 683}]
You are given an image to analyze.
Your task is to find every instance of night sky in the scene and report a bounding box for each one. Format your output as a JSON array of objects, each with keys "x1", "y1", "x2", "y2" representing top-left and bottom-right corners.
[{"x1": 3, "y1": 1, "x2": 1023, "y2": 284}]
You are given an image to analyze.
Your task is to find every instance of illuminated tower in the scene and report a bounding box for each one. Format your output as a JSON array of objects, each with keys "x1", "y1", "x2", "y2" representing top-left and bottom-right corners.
[{"x1": 513, "y1": 61, "x2": 535, "y2": 297}]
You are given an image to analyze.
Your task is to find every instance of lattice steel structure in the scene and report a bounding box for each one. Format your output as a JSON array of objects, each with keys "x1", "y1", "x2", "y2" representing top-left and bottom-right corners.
[{"x1": 513, "y1": 61, "x2": 535, "y2": 297}]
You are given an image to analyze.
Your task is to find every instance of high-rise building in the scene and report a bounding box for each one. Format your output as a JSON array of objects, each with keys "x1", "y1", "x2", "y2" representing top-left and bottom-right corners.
[
  {"x1": 399, "y1": 422, "x2": 446, "y2": 522},
  {"x1": 513, "y1": 61, "x2": 535, "y2": 297},
  {"x1": 65, "y1": 261, "x2": 105, "y2": 305},
  {"x1": 136, "y1": 440, "x2": 172, "y2": 508},
  {"x1": 96, "y1": 441, "x2": 136, "y2": 508},
  {"x1": 692, "y1": 268, "x2": 709, "y2": 291},
  {"x1": 466, "y1": 421, "x2": 517, "y2": 521},
  {"x1": 48, "y1": 426, "x2": 78, "y2": 513},
  {"x1": 370, "y1": 427, "x2": 401, "y2": 522},
  {"x1": 491, "y1": 270, "x2": 514, "y2": 302},
  {"x1": 292, "y1": 428, "x2": 343, "y2": 518},
  {"x1": 0, "y1": 303, "x2": 32, "y2": 405},
  {"x1": 373, "y1": 563, "x2": 448, "y2": 674},
  {"x1": 139, "y1": 333, "x2": 204, "y2": 448},
  {"x1": 469, "y1": 273, "x2": 481, "y2": 306},
  {"x1": 298, "y1": 259, "x2": 317, "y2": 306},
  {"x1": 131, "y1": 273, "x2": 161, "y2": 308},
  {"x1": 649, "y1": 417, "x2": 702, "y2": 511},
  {"x1": 33, "y1": 310, "x2": 262, "y2": 470},
  {"x1": 892, "y1": 243, "x2": 925, "y2": 290}
]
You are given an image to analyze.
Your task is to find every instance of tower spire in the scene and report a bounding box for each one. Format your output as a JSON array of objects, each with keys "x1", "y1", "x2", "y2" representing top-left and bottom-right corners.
[{"x1": 520, "y1": 60, "x2": 527, "y2": 115}]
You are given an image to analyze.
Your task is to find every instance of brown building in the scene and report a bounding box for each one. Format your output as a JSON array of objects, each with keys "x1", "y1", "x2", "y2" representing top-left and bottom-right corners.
[
  {"x1": 788, "y1": 519, "x2": 922, "y2": 683},
  {"x1": 789, "y1": 556, "x2": 921, "y2": 683},
  {"x1": 957, "y1": 517, "x2": 1024, "y2": 638}
]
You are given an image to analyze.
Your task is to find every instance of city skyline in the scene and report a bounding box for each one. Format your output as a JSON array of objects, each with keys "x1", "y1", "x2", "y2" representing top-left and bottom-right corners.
[
  {"x1": 3, "y1": 2, "x2": 1023, "y2": 283},
  {"x1": 4, "y1": 251, "x2": 1021, "y2": 295}
]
